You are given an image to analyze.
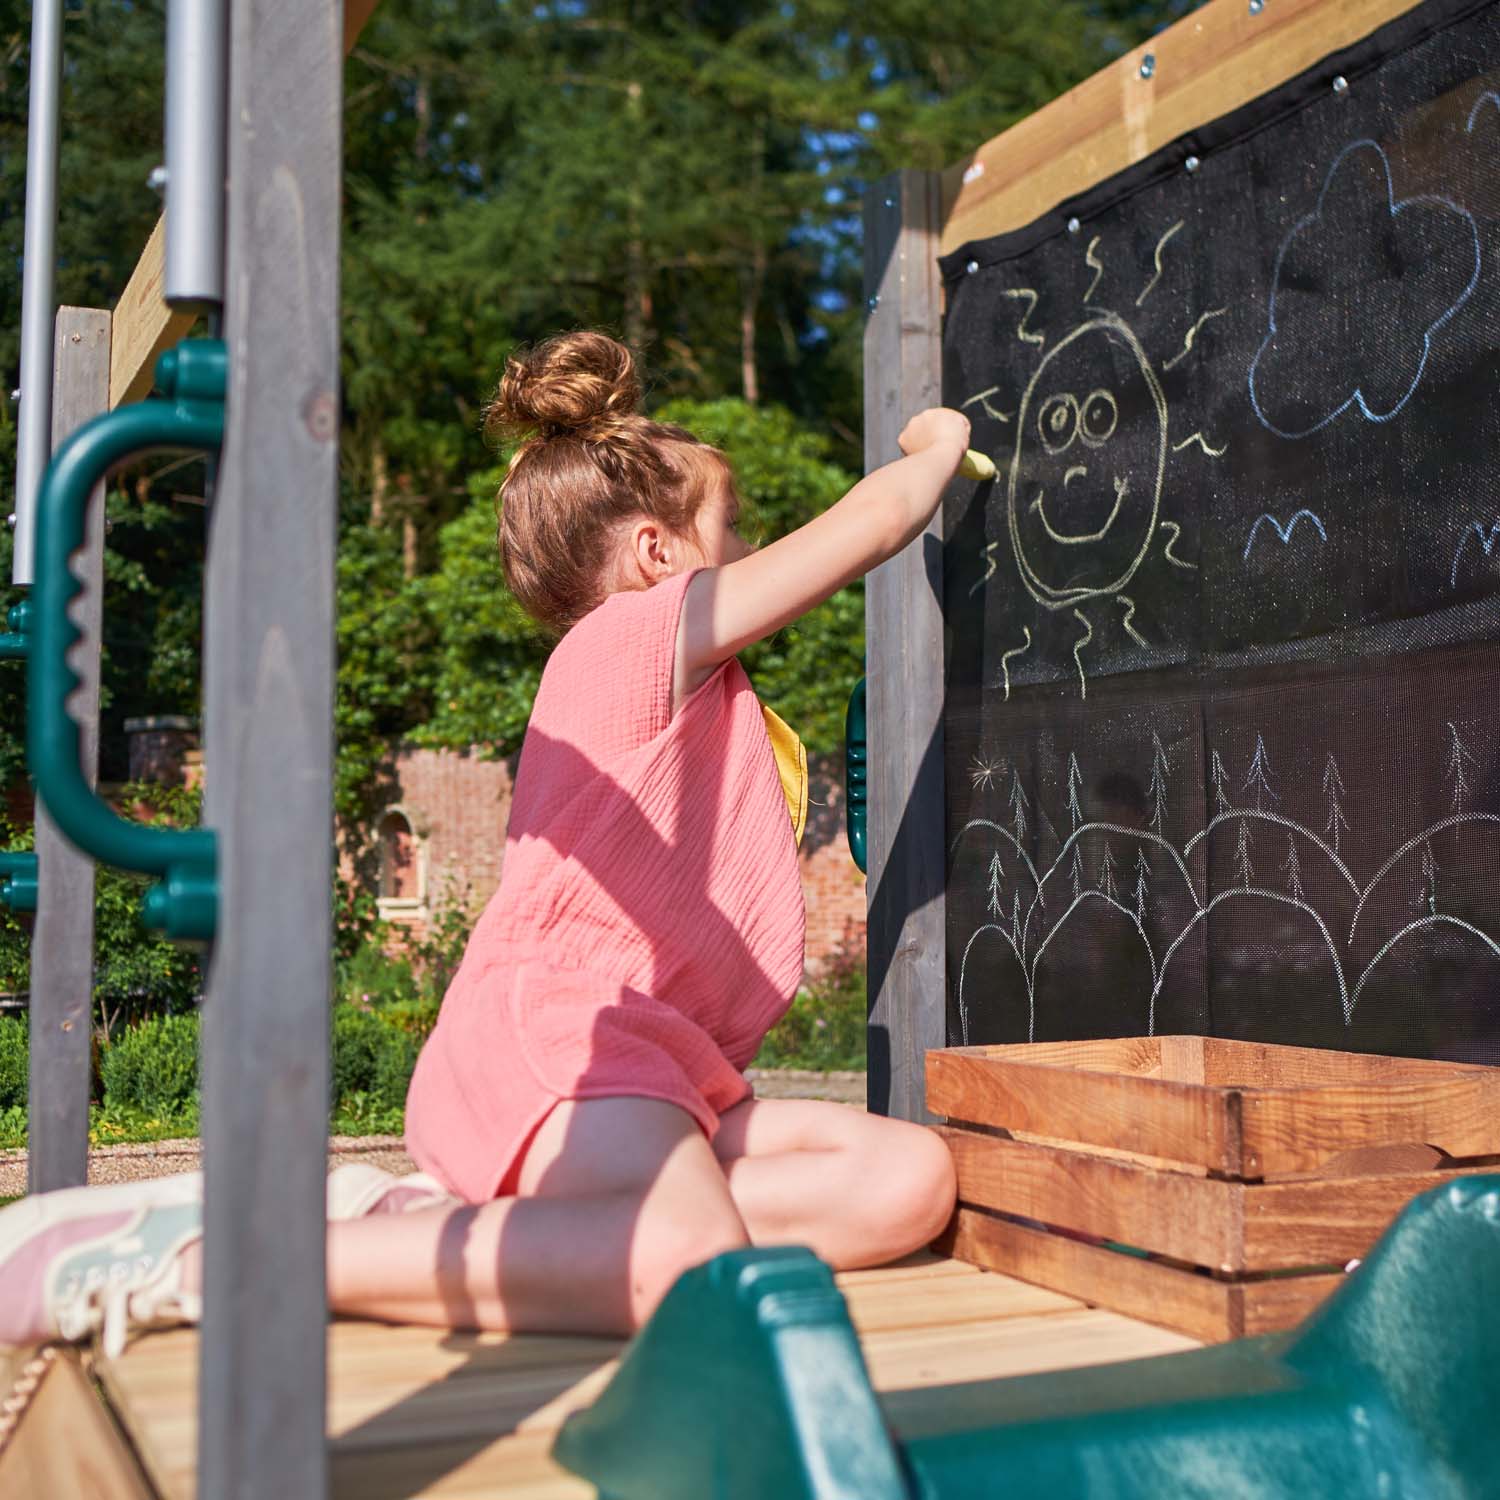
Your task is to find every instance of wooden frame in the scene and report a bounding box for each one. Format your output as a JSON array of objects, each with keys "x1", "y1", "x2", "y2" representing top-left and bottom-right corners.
[{"x1": 862, "y1": 0, "x2": 1429, "y2": 1114}]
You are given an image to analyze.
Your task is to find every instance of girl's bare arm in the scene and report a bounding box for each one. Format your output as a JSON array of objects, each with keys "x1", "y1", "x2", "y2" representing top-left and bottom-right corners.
[{"x1": 677, "y1": 408, "x2": 970, "y2": 693}]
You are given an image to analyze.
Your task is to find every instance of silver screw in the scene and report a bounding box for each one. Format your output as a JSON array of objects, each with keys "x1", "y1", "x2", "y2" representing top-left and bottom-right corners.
[
  {"x1": 1332, "y1": 75, "x2": 1349, "y2": 96},
  {"x1": 1139, "y1": 54, "x2": 1156, "y2": 80},
  {"x1": 964, "y1": 259, "x2": 979, "y2": 275},
  {"x1": 146, "y1": 164, "x2": 168, "y2": 194},
  {"x1": 1067, "y1": 216, "x2": 1081, "y2": 234},
  {"x1": 1185, "y1": 155, "x2": 1201, "y2": 173},
  {"x1": 1249, "y1": 0, "x2": 1264, "y2": 13},
  {"x1": 5, "y1": 515, "x2": 15, "y2": 530},
  {"x1": 866, "y1": 294, "x2": 879, "y2": 312},
  {"x1": 883, "y1": 196, "x2": 895, "y2": 209},
  {"x1": 8, "y1": 389, "x2": 18, "y2": 404}
]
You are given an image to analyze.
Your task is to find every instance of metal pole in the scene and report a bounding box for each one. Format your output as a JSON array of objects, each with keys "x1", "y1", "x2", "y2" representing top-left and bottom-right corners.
[
  {"x1": 164, "y1": 0, "x2": 227, "y2": 308},
  {"x1": 12, "y1": 0, "x2": 64, "y2": 587}
]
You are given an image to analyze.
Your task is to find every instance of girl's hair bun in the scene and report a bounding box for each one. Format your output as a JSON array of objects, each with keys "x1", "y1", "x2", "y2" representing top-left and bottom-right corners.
[{"x1": 485, "y1": 331, "x2": 642, "y2": 445}]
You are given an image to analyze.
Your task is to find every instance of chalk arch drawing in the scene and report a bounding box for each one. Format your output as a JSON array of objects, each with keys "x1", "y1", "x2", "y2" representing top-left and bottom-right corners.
[
  {"x1": 1350, "y1": 915, "x2": 1500, "y2": 1015},
  {"x1": 1248, "y1": 138, "x2": 1481, "y2": 439},
  {"x1": 1243, "y1": 508, "x2": 1327, "y2": 561}
]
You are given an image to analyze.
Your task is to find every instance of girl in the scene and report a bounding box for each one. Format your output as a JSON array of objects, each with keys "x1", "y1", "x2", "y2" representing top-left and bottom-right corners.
[{"x1": 0, "y1": 331, "x2": 966, "y2": 1350}]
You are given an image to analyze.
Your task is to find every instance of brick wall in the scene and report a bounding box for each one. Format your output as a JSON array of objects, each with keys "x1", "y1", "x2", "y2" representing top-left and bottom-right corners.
[{"x1": 350, "y1": 743, "x2": 867, "y2": 978}]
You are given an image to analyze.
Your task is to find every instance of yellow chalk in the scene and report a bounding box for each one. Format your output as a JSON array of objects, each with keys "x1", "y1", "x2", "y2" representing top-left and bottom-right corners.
[{"x1": 959, "y1": 449, "x2": 997, "y2": 482}]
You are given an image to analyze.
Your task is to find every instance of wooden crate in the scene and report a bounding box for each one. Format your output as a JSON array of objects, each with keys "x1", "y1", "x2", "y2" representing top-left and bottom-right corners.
[{"x1": 928, "y1": 1036, "x2": 1500, "y2": 1343}]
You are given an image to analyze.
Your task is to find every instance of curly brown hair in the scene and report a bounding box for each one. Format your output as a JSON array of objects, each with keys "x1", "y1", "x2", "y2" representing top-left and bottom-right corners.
[{"x1": 485, "y1": 331, "x2": 726, "y2": 634}]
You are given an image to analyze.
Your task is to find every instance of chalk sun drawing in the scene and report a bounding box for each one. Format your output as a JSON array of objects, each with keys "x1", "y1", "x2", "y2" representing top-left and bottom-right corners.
[
  {"x1": 953, "y1": 724, "x2": 1500, "y2": 1043},
  {"x1": 1248, "y1": 139, "x2": 1481, "y2": 439},
  {"x1": 1243, "y1": 508, "x2": 1327, "y2": 561}
]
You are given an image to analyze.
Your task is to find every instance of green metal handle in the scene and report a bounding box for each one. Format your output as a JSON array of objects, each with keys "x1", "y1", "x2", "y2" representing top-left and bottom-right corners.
[
  {"x1": 29, "y1": 340, "x2": 226, "y2": 941},
  {"x1": 845, "y1": 676, "x2": 867, "y2": 874},
  {"x1": 0, "y1": 851, "x2": 38, "y2": 912},
  {"x1": 0, "y1": 600, "x2": 32, "y2": 660}
]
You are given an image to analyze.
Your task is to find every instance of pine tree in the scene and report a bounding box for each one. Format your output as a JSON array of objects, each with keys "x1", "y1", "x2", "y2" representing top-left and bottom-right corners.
[
  {"x1": 1242, "y1": 734, "x2": 1278, "y2": 812},
  {"x1": 1009, "y1": 771, "x2": 1030, "y2": 847},
  {"x1": 1447, "y1": 722, "x2": 1476, "y2": 813},
  {"x1": 987, "y1": 852, "x2": 1005, "y2": 916},
  {"x1": 1147, "y1": 732, "x2": 1170, "y2": 834},
  {"x1": 1066, "y1": 752, "x2": 1084, "y2": 834},
  {"x1": 1421, "y1": 840, "x2": 1438, "y2": 915},
  {"x1": 1234, "y1": 821, "x2": 1254, "y2": 890},
  {"x1": 1210, "y1": 750, "x2": 1232, "y2": 817},
  {"x1": 1282, "y1": 834, "x2": 1304, "y2": 903},
  {"x1": 1134, "y1": 848, "x2": 1151, "y2": 924},
  {"x1": 1323, "y1": 753, "x2": 1349, "y2": 855},
  {"x1": 1099, "y1": 843, "x2": 1118, "y2": 902},
  {"x1": 1070, "y1": 844, "x2": 1085, "y2": 900},
  {"x1": 1010, "y1": 890, "x2": 1023, "y2": 948}
]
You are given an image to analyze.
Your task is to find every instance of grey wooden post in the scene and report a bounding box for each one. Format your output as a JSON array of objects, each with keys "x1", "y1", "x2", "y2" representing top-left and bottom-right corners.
[
  {"x1": 197, "y1": 2, "x2": 341, "y2": 1495},
  {"x1": 862, "y1": 171, "x2": 947, "y2": 1122},
  {"x1": 27, "y1": 307, "x2": 109, "y2": 1193}
]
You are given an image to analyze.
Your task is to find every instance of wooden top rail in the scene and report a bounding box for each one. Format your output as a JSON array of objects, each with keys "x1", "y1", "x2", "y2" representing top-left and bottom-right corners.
[
  {"x1": 107, "y1": 0, "x2": 383, "y2": 409},
  {"x1": 939, "y1": 0, "x2": 1426, "y2": 256}
]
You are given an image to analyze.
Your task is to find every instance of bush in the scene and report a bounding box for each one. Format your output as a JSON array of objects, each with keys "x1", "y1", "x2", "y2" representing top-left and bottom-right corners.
[
  {"x1": 100, "y1": 1012, "x2": 200, "y2": 1118},
  {"x1": 0, "y1": 1016, "x2": 26, "y2": 1109},
  {"x1": 753, "y1": 949, "x2": 866, "y2": 1071},
  {"x1": 331, "y1": 1003, "x2": 419, "y2": 1115}
]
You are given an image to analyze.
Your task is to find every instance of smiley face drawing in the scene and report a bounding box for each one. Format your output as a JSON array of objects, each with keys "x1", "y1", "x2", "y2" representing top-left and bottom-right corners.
[{"x1": 1007, "y1": 311, "x2": 1167, "y2": 612}]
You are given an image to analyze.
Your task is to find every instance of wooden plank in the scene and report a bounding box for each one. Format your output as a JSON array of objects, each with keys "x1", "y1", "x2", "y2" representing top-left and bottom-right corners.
[
  {"x1": 963, "y1": 1036, "x2": 1165, "y2": 1076},
  {"x1": 195, "y1": 0, "x2": 343, "y2": 1496},
  {"x1": 1237, "y1": 1073, "x2": 1500, "y2": 1176},
  {"x1": 1201, "y1": 1037, "x2": 1494, "y2": 1088},
  {"x1": 863, "y1": 169, "x2": 946, "y2": 1123},
  {"x1": 939, "y1": 1208, "x2": 1345, "y2": 1344},
  {"x1": 107, "y1": 0, "x2": 385, "y2": 410},
  {"x1": 940, "y1": 1124, "x2": 1241, "y2": 1271},
  {"x1": 0, "y1": 1348, "x2": 158, "y2": 1500},
  {"x1": 108, "y1": 220, "x2": 193, "y2": 408},
  {"x1": 27, "y1": 307, "x2": 109, "y2": 1192},
  {"x1": 939, "y1": 0, "x2": 1427, "y2": 253},
  {"x1": 928, "y1": 1048, "x2": 1240, "y2": 1173}
]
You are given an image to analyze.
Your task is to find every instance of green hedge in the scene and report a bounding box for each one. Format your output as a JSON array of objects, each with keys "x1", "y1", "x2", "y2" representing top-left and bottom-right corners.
[{"x1": 0, "y1": 1015, "x2": 26, "y2": 1109}]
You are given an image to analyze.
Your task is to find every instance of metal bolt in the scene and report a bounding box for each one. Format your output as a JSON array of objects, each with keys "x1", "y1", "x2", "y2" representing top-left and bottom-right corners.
[
  {"x1": 5, "y1": 515, "x2": 15, "y2": 530},
  {"x1": 1067, "y1": 217, "x2": 1081, "y2": 234},
  {"x1": 1332, "y1": 75, "x2": 1349, "y2": 96},
  {"x1": 146, "y1": 164, "x2": 168, "y2": 194},
  {"x1": 883, "y1": 196, "x2": 895, "y2": 209},
  {"x1": 866, "y1": 294, "x2": 879, "y2": 313},
  {"x1": 8, "y1": 389, "x2": 18, "y2": 404},
  {"x1": 1249, "y1": 0, "x2": 1264, "y2": 13},
  {"x1": 964, "y1": 259, "x2": 979, "y2": 275},
  {"x1": 1185, "y1": 155, "x2": 1201, "y2": 173},
  {"x1": 1139, "y1": 53, "x2": 1156, "y2": 80}
]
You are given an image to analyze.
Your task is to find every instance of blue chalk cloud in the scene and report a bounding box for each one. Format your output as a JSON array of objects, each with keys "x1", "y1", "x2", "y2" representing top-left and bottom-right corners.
[{"x1": 1248, "y1": 139, "x2": 1480, "y2": 440}]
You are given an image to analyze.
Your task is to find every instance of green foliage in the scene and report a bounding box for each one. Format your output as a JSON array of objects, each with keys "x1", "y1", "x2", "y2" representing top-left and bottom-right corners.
[
  {"x1": 99, "y1": 1013, "x2": 200, "y2": 1120},
  {"x1": 0, "y1": 1015, "x2": 26, "y2": 1110},
  {"x1": 330, "y1": 1003, "x2": 422, "y2": 1117},
  {"x1": 753, "y1": 950, "x2": 867, "y2": 1071}
]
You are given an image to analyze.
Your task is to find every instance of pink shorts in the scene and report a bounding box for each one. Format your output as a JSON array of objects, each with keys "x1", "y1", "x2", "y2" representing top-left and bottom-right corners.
[{"x1": 403, "y1": 956, "x2": 752, "y2": 1203}]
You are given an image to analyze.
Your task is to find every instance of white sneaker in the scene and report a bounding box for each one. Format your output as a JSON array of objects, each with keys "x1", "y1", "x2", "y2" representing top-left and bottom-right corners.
[
  {"x1": 326, "y1": 1164, "x2": 454, "y2": 1220},
  {"x1": 0, "y1": 1174, "x2": 203, "y2": 1357}
]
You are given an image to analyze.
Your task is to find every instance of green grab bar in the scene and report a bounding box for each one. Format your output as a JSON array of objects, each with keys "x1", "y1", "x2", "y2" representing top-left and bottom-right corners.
[
  {"x1": 29, "y1": 340, "x2": 225, "y2": 941},
  {"x1": 0, "y1": 851, "x2": 38, "y2": 912},
  {"x1": 0, "y1": 599, "x2": 32, "y2": 659},
  {"x1": 845, "y1": 676, "x2": 866, "y2": 874}
]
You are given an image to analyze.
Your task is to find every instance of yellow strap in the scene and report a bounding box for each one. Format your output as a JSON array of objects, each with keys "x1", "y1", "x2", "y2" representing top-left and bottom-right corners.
[{"x1": 761, "y1": 703, "x2": 808, "y2": 847}]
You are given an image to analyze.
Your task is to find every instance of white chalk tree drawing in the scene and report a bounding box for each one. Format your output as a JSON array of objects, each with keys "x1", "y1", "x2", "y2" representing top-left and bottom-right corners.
[
  {"x1": 987, "y1": 852, "x2": 1005, "y2": 916},
  {"x1": 1148, "y1": 733, "x2": 1170, "y2": 834},
  {"x1": 953, "y1": 721, "x2": 1500, "y2": 1045},
  {"x1": 1323, "y1": 754, "x2": 1349, "y2": 855},
  {"x1": 1066, "y1": 753, "x2": 1084, "y2": 834},
  {"x1": 1243, "y1": 734, "x2": 1277, "y2": 812}
]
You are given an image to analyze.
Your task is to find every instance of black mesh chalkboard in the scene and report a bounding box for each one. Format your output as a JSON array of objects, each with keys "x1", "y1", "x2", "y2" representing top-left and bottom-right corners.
[{"x1": 939, "y1": 0, "x2": 1500, "y2": 1062}]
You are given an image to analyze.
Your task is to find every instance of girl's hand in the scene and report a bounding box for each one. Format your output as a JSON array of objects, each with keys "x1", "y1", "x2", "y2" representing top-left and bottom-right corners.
[{"x1": 898, "y1": 408, "x2": 970, "y2": 468}]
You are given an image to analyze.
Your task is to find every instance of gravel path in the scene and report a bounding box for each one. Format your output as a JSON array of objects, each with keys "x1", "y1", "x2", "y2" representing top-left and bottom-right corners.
[{"x1": 0, "y1": 1070, "x2": 866, "y2": 1196}]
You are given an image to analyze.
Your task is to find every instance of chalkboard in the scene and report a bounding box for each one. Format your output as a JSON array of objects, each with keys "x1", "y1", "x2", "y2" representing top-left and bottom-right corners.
[{"x1": 940, "y1": 0, "x2": 1500, "y2": 1062}]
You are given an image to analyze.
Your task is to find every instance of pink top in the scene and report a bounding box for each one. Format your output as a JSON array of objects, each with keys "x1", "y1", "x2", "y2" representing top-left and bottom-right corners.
[{"x1": 404, "y1": 568, "x2": 807, "y2": 1201}]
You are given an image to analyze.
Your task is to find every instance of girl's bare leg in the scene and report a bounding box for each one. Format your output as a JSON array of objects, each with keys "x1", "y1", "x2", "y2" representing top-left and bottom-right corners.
[
  {"x1": 711, "y1": 1097, "x2": 956, "y2": 1269},
  {"x1": 326, "y1": 1098, "x2": 749, "y2": 1335}
]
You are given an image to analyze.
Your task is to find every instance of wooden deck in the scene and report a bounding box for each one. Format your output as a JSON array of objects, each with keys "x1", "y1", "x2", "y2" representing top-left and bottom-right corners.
[{"x1": 1, "y1": 1254, "x2": 1197, "y2": 1499}]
